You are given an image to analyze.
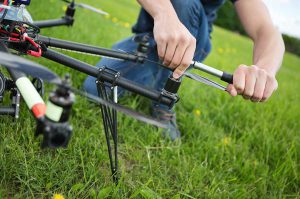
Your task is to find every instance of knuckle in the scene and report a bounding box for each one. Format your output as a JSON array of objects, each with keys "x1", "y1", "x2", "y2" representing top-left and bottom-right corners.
[
  {"x1": 171, "y1": 60, "x2": 180, "y2": 67},
  {"x1": 249, "y1": 66, "x2": 258, "y2": 73},
  {"x1": 169, "y1": 35, "x2": 178, "y2": 42},
  {"x1": 164, "y1": 57, "x2": 171, "y2": 64},
  {"x1": 179, "y1": 35, "x2": 187, "y2": 43},
  {"x1": 239, "y1": 64, "x2": 248, "y2": 70},
  {"x1": 258, "y1": 69, "x2": 267, "y2": 77},
  {"x1": 157, "y1": 35, "x2": 166, "y2": 43},
  {"x1": 235, "y1": 65, "x2": 247, "y2": 74},
  {"x1": 190, "y1": 36, "x2": 196, "y2": 44},
  {"x1": 181, "y1": 61, "x2": 190, "y2": 68}
]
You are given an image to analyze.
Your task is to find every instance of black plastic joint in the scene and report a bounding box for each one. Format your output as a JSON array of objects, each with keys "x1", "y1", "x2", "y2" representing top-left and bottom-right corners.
[
  {"x1": 164, "y1": 76, "x2": 182, "y2": 94},
  {"x1": 66, "y1": 3, "x2": 76, "y2": 18},
  {"x1": 221, "y1": 72, "x2": 233, "y2": 84}
]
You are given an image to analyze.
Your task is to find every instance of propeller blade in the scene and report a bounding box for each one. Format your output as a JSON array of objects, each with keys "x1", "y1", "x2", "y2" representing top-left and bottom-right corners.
[
  {"x1": 0, "y1": 52, "x2": 61, "y2": 84},
  {"x1": 184, "y1": 72, "x2": 226, "y2": 91},
  {"x1": 76, "y1": 3, "x2": 108, "y2": 15},
  {"x1": 70, "y1": 87, "x2": 169, "y2": 129}
]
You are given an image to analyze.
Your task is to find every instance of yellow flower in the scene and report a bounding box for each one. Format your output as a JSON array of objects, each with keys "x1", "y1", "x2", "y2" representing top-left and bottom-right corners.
[
  {"x1": 222, "y1": 137, "x2": 231, "y2": 146},
  {"x1": 123, "y1": 22, "x2": 130, "y2": 28},
  {"x1": 112, "y1": 17, "x2": 118, "y2": 23},
  {"x1": 217, "y1": 48, "x2": 224, "y2": 54},
  {"x1": 62, "y1": 5, "x2": 67, "y2": 12},
  {"x1": 253, "y1": 160, "x2": 258, "y2": 167},
  {"x1": 53, "y1": 194, "x2": 65, "y2": 199},
  {"x1": 194, "y1": 109, "x2": 201, "y2": 116}
]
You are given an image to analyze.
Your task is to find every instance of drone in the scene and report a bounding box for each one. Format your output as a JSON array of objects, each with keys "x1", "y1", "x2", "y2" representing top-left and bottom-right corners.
[{"x1": 0, "y1": 0, "x2": 233, "y2": 184}]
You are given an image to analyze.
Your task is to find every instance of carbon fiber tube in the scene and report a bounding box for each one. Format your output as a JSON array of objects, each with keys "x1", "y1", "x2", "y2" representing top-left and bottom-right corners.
[
  {"x1": 42, "y1": 49, "x2": 174, "y2": 106},
  {"x1": 38, "y1": 36, "x2": 140, "y2": 62},
  {"x1": 33, "y1": 18, "x2": 72, "y2": 29}
]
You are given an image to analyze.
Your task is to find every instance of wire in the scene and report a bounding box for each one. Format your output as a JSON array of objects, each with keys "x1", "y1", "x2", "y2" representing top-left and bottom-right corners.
[{"x1": 0, "y1": 0, "x2": 8, "y2": 12}]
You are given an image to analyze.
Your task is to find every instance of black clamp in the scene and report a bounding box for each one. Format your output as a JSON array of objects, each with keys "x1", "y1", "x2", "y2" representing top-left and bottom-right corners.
[
  {"x1": 134, "y1": 34, "x2": 151, "y2": 63},
  {"x1": 111, "y1": 72, "x2": 120, "y2": 90},
  {"x1": 159, "y1": 75, "x2": 182, "y2": 109},
  {"x1": 96, "y1": 66, "x2": 121, "y2": 89}
]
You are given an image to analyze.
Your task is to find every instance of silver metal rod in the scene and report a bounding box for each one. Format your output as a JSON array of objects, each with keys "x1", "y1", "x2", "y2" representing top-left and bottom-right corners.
[
  {"x1": 191, "y1": 61, "x2": 223, "y2": 78},
  {"x1": 113, "y1": 86, "x2": 118, "y2": 103}
]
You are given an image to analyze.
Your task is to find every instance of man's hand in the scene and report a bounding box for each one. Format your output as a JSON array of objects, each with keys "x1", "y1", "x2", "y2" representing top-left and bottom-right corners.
[
  {"x1": 229, "y1": 0, "x2": 285, "y2": 102},
  {"x1": 137, "y1": 0, "x2": 196, "y2": 79},
  {"x1": 226, "y1": 65, "x2": 278, "y2": 102},
  {"x1": 153, "y1": 14, "x2": 196, "y2": 79}
]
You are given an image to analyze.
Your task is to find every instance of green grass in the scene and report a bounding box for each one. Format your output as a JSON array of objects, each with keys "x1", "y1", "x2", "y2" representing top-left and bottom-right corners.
[{"x1": 0, "y1": 0, "x2": 300, "y2": 198}]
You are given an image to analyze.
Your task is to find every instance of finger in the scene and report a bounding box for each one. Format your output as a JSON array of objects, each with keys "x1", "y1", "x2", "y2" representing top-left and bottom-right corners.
[
  {"x1": 242, "y1": 71, "x2": 256, "y2": 100},
  {"x1": 157, "y1": 41, "x2": 167, "y2": 61},
  {"x1": 261, "y1": 77, "x2": 278, "y2": 102},
  {"x1": 173, "y1": 42, "x2": 195, "y2": 78},
  {"x1": 250, "y1": 70, "x2": 267, "y2": 102},
  {"x1": 226, "y1": 84, "x2": 238, "y2": 96},
  {"x1": 163, "y1": 42, "x2": 177, "y2": 66},
  {"x1": 233, "y1": 65, "x2": 246, "y2": 94},
  {"x1": 169, "y1": 41, "x2": 189, "y2": 69}
]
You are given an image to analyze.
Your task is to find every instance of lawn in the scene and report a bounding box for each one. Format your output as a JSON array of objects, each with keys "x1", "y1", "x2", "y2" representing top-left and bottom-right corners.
[{"x1": 0, "y1": 0, "x2": 299, "y2": 198}]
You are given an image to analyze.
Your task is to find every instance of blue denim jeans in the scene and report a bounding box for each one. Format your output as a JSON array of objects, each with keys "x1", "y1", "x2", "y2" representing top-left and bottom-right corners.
[{"x1": 84, "y1": 0, "x2": 211, "y2": 102}]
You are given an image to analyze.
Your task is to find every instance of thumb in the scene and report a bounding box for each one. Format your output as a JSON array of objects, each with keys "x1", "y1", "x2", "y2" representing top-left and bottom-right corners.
[{"x1": 226, "y1": 84, "x2": 238, "y2": 96}]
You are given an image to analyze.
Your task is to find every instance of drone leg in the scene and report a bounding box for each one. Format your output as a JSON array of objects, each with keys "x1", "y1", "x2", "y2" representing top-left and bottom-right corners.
[{"x1": 96, "y1": 80, "x2": 119, "y2": 185}]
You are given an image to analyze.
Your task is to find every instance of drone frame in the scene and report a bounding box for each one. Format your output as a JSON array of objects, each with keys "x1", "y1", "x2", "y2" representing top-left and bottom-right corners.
[{"x1": 0, "y1": 0, "x2": 234, "y2": 185}]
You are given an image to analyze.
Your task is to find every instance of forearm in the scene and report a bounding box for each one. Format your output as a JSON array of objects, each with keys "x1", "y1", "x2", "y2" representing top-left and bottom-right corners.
[
  {"x1": 137, "y1": 0, "x2": 177, "y2": 20},
  {"x1": 252, "y1": 27, "x2": 285, "y2": 76}
]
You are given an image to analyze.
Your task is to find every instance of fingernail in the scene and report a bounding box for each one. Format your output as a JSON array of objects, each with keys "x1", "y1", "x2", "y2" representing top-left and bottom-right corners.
[{"x1": 173, "y1": 72, "x2": 181, "y2": 79}]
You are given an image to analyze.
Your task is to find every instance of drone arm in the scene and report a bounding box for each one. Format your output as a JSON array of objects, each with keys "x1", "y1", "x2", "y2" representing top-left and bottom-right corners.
[
  {"x1": 38, "y1": 36, "x2": 140, "y2": 62},
  {"x1": 41, "y1": 49, "x2": 175, "y2": 107},
  {"x1": 33, "y1": 1, "x2": 75, "y2": 29},
  {"x1": 33, "y1": 17, "x2": 74, "y2": 29}
]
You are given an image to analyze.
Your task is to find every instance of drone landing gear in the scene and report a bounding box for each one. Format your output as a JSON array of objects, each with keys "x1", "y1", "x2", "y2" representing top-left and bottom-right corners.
[{"x1": 96, "y1": 67, "x2": 120, "y2": 184}]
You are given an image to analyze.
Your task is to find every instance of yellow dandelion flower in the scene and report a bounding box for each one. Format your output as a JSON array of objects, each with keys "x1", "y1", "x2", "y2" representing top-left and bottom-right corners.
[
  {"x1": 222, "y1": 137, "x2": 231, "y2": 146},
  {"x1": 112, "y1": 17, "x2": 118, "y2": 23},
  {"x1": 194, "y1": 109, "x2": 201, "y2": 116},
  {"x1": 53, "y1": 194, "x2": 65, "y2": 199},
  {"x1": 217, "y1": 48, "x2": 224, "y2": 54},
  {"x1": 253, "y1": 160, "x2": 258, "y2": 167},
  {"x1": 62, "y1": 5, "x2": 67, "y2": 12},
  {"x1": 123, "y1": 22, "x2": 130, "y2": 28}
]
